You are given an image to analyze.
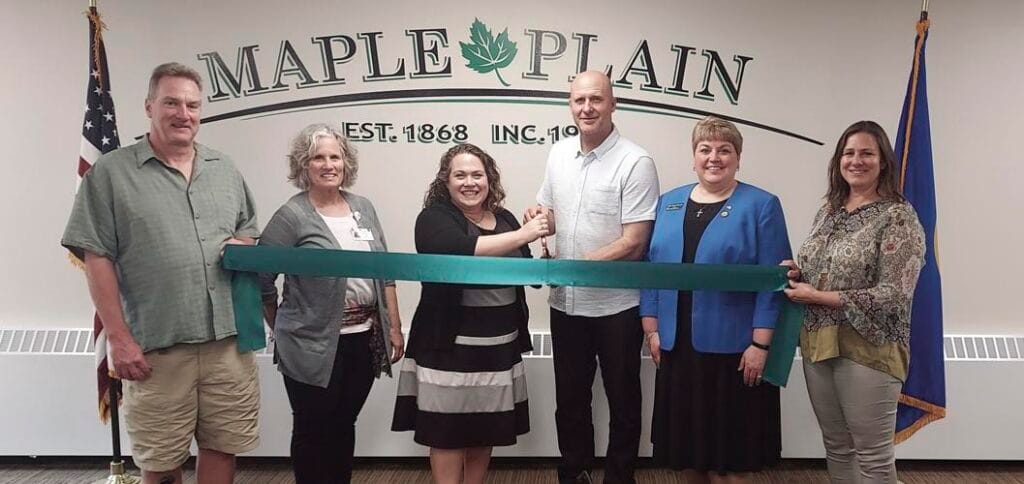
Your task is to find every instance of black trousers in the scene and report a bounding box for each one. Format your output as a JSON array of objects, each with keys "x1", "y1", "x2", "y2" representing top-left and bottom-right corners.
[
  {"x1": 551, "y1": 306, "x2": 643, "y2": 484},
  {"x1": 282, "y1": 331, "x2": 375, "y2": 484}
]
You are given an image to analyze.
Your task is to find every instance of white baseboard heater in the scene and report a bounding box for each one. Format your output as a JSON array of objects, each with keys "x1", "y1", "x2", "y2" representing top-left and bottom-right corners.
[{"x1": 1, "y1": 329, "x2": 1021, "y2": 459}]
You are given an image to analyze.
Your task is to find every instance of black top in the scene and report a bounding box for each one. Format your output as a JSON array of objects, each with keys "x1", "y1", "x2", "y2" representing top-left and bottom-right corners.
[
  {"x1": 678, "y1": 198, "x2": 729, "y2": 326},
  {"x1": 408, "y1": 200, "x2": 534, "y2": 353},
  {"x1": 464, "y1": 216, "x2": 518, "y2": 292},
  {"x1": 679, "y1": 196, "x2": 729, "y2": 347},
  {"x1": 682, "y1": 198, "x2": 728, "y2": 264}
]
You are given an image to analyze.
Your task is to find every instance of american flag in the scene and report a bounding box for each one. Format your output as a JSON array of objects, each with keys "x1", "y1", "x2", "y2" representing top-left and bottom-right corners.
[{"x1": 77, "y1": 6, "x2": 121, "y2": 422}]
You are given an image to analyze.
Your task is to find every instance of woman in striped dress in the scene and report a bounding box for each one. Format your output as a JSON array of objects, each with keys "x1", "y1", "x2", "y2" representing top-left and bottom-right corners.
[{"x1": 392, "y1": 143, "x2": 549, "y2": 484}]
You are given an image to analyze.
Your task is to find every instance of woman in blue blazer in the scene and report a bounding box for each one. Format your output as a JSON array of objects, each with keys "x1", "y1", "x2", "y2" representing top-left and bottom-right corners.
[{"x1": 640, "y1": 116, "x2": 792, "y2": 481}]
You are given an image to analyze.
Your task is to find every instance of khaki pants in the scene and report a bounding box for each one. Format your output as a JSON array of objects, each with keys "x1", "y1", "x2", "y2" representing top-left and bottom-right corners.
[
  {"x1": 803, "y1": 357, "x2": 902, "y2": 484},
  {"x1": 123, "y1": 337, "x2": 260, "y2": 472}
]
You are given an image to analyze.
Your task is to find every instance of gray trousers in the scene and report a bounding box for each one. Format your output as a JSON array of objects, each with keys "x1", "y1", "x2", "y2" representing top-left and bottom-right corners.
[{"x1": 803, "y1": 357, "x2": 903, "y2": 484}]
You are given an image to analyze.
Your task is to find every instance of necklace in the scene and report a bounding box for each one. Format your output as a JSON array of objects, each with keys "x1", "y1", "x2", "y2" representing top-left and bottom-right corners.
[
  {"x1": 695, "y1": 203, "x2": 707, "y2": 218},
  {"x1": 692, "y1": 199, "x2": 726, "y2": 218},
  {"x1": 693, "y1": 201, "x2": 713, "y2": 218},
  {"x1": 463, "y1": 210, "x2": 486, "y2": 224},
  {"x1": 692, "y1": 183, "x2": 734, "y2": 218}
]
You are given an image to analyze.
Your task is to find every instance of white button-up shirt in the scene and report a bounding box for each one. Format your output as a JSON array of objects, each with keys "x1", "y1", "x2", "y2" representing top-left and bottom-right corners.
[{"x1": 537, "y1": 128, "x2": 660, "y2": 317}]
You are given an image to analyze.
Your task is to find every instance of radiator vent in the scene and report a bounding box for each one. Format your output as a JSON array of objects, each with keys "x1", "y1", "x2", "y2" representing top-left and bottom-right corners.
[
  {"x1": 1, "y1": 329, "x2": 1022, "y2": 362},
  {"x1": 0, "y1": 329, "x2": 94, "y2": 355},
  {"x1": 944, "y1": 335, "x2": 1024, "y2": 361}
]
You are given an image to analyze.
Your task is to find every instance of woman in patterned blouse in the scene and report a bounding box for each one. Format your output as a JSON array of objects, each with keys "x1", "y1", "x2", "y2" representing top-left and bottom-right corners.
[{"x1": 782, "y1": 120, "x2": 925, "y2": 483}]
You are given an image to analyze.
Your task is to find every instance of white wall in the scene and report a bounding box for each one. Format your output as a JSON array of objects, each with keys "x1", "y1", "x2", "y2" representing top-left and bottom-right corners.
[
  {"x1": 1, "y1": 0, "x2": 1020, "y2": 335},
  {"x1": 3, "y1": 350, "x2": 1022, "y2": 459}
]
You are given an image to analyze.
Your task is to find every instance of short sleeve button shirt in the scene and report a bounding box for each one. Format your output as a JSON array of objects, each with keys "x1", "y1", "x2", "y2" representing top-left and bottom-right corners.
[
  {"x1": 537, "y1": 128, "x2": 660, "y2": 317},
  {"x1": 62, "y1": 137, "x2": 260, "y2": 352}
]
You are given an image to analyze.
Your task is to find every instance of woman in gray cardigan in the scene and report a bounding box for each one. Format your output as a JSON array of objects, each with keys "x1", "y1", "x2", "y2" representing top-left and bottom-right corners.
[{"x1": 260, "y1": 123, "x2": 405, "y2": 484}]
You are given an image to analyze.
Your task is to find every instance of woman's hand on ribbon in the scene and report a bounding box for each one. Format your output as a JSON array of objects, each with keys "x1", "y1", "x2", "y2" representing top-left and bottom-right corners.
[
  {"x1": 784, "y1": 279, "x2": 819, "y2": 304},
  {"x1": 779, "y1": 259, "x2": 801, "y2": 282}
]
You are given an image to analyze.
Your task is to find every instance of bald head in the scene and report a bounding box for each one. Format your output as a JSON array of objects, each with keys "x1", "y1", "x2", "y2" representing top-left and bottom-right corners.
[
  {"x1": 569, "y1": 71, "x2": 616, "y2": 151},
  {"x1": 570, "y1": 70, "x2": 614, "y2": 97}
]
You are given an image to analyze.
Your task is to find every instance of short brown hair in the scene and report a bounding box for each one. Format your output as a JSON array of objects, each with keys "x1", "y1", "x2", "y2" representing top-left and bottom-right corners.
[
  {"x1": 147, "y1": 62, "x2": 203, "y2": 101},
  {"x1": 692, "y1": 116, "x2": 743, "y2": 154}
]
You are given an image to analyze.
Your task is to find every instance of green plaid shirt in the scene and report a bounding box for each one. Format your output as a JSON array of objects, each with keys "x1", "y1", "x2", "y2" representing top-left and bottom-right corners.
[{"x1": 62, "y1": 137, "x2": 259, "y2": 352}]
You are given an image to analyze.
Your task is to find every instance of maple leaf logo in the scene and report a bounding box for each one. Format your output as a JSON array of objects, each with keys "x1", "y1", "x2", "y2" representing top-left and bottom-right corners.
[{"x1": 459, "y1": 18, "x2": 518, "y2": 87}]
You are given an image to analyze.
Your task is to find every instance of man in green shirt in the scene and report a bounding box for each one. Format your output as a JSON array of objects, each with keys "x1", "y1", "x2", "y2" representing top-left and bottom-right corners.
[{"x1": 62, "y1": 62, "x2": 260, "y2": 484}]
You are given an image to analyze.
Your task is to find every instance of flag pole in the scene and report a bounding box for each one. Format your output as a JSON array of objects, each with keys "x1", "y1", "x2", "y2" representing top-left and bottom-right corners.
[
  {"x1": 90, "y1": 378, "x2": 141, "y2": 484},
  {"x1": 894, "y1": 0, "x2": 946, "y2": 445},
  {"x1": 85, "y1": 1, "x2": 139, "y2": 480}
]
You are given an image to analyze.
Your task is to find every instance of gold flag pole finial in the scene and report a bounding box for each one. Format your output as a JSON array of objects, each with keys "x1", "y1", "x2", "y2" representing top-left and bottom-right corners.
[{"x1": 85, "y1": 1, "x2": 109, "y2": 90}]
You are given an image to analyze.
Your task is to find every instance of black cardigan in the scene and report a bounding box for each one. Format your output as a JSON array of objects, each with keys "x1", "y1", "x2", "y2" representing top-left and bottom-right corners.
[{"x1": 407, "y1": 200, "x2": 534, "y2": 353}]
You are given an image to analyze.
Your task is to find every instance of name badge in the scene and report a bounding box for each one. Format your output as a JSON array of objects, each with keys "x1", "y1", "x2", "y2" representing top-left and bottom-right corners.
[
  {"x1": 351, "y1": 227, "x2": 375, "y2": 241},
  {"x1": 665, "y1": 202, "x2": 684, "y2": 211}
]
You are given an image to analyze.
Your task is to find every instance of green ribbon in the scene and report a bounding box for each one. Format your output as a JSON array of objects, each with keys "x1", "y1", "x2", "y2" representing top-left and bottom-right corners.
[
  {"x1": 230, "y1": 270, "x2": 265, "y2": 353},
  {"x1": 225, "y1": 245, "x2": 804, "y2": 386}
]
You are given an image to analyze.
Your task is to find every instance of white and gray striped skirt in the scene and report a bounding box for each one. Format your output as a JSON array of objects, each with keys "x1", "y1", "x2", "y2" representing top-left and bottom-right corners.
[{"x1": 391, "y1": 303, "x2": 530, "y2": 448}]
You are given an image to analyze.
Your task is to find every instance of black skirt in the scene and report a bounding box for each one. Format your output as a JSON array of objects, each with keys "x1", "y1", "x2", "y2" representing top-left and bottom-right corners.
[
  {"x1": 650, "y1": 291, "x2": 781, "y2": 473},
  {"x1": 392, "y1": 303, "x2": 529, "y2": 449}
]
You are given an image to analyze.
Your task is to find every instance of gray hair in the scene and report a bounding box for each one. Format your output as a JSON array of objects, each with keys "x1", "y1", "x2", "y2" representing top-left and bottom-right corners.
[
  {"x1": 147, "y1": 62, "x2": 203, "y2": 101},
  {"x1": 287, "y1": 123, "x2": 359, "y2": 190}
]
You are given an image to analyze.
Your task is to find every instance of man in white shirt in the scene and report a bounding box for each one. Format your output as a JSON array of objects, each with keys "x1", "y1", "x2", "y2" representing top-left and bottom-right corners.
[{"x1": 525, "y1": 71, "x2": 660, "y2": 484}]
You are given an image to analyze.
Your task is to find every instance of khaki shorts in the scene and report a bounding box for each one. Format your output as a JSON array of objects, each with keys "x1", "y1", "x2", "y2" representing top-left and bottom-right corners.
[{"x1": 123, "y1": 337, "x2": 260, "y2": 472}]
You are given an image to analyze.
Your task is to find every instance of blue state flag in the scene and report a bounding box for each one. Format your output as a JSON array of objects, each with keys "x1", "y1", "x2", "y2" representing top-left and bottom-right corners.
[{"x1": 893, "y1": 14, "x2": 946, "y2": 443}]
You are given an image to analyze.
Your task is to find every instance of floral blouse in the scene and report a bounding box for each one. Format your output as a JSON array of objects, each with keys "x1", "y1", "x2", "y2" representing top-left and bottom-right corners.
[{"x1": 797, "y1": 200, "x2": 925, "y2": 378}]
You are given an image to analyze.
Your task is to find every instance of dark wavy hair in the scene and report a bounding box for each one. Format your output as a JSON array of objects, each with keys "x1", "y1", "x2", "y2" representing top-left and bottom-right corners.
[
  {"x1": 825, "y1": 120, "x2": 906, "y2": 210},
  {"x1": 423, "y1": 143, "x2": 506, "y2": 211}
]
